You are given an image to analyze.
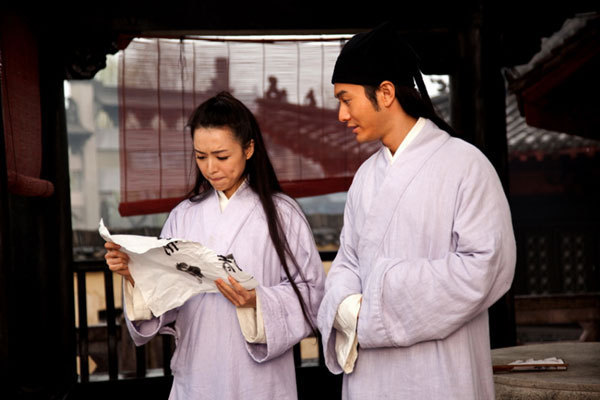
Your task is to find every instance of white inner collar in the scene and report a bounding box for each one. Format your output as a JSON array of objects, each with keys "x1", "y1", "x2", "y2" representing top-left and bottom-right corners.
[
  {"x1": 384, "y1": 117, "x2": 426, "y2": 165},
  {"x1": 217, "y1": 179, "x2": 247, "y2": 212}
]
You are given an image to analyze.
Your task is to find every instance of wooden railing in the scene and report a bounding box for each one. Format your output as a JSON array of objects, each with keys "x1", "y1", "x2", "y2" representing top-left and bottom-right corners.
[
  {"x1": 73, "y1": 251, "x2": 340, "y2": 398},
  {"x1": 74, "y1": 259, "x2": 174, "y2": 382}
]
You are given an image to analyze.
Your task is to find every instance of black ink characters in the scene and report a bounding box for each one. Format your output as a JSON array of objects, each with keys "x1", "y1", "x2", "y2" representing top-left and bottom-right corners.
[
  {"x1": 218, "y1": 254, "x2": 242, "y2": 274},
  {"x1": 163, "y1": 241, "x2": 179, "y2": 256},
  {"x1": 176, "y1": 262, "x2": 205, "y2": 283}
]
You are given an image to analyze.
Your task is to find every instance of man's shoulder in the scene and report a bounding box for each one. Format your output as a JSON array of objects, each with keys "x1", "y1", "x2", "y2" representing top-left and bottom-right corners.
[
  {"x1": 435, "y1": 137, "x2": 501, "y2": 185},
  {"x1": 440, "y1": 136, "x2": 492, "y2": 165}
]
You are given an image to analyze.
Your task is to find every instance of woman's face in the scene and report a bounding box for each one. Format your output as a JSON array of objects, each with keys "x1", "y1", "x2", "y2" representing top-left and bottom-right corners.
[{"x1": 193, "y1": 126, "x2": 254, "y2": 198}]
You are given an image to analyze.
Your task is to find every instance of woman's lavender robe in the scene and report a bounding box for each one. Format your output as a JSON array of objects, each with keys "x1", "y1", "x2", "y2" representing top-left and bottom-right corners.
[
  {"x1": 318, "y1": 119, "x2": 516, "y2": 399},
  {"x1": 125, "y1": 184, "x2": 325, "y2": 399}
]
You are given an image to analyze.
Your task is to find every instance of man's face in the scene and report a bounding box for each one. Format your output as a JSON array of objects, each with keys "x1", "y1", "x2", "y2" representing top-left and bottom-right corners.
[{"x1": 334, "y1": 83, "x2": 383, "y2": 143}]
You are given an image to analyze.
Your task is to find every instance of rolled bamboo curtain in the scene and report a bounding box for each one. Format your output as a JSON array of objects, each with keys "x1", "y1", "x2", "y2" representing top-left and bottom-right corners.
[{"x1": 118, "y1": 37, "x2": 378, "y2": 216}]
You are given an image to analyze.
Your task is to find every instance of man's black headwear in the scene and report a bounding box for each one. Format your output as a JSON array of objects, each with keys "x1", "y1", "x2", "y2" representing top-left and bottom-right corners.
[{"x1": 332, "y1": 22, "x2": 430, "y2": 102}]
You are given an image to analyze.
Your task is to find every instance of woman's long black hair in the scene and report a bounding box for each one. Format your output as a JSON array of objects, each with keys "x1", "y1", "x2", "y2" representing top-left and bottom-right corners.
[{"x1": 186, "y1": 91, "x2": 316, "y2": 335}]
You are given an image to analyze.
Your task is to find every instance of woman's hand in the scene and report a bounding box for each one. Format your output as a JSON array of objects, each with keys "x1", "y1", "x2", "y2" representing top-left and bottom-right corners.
[
  {"x1": 104, "y1": 241, "x2": 135, "y2": 286},
  {"x1": 216, "y1": 276, "x2": 256, "y2": 308}
]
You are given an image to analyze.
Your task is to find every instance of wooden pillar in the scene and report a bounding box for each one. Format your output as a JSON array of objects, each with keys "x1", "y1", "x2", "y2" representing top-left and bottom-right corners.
[
  {"x1": 1, "y1": 21, "x2": 76, "y2": 398},
  {"x1": 40, "y1": 30, "x2": 78, "y2": 395},
  {"x1": 0, "y1": 56, "x2": 13, "y2": 396},
  {"x1": 450, "y1": 4, "x2": 516, "y2": 349}
]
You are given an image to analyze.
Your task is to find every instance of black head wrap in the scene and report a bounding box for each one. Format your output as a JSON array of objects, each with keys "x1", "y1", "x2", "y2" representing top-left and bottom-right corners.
[{"x1": 332, "y1": 22, "x2": 427, "y2": 97}]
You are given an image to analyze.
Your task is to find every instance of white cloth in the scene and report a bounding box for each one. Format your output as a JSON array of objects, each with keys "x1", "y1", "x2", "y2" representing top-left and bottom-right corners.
[
  {"x1": 333, "y1": 117, "x2": 425, "y2": 373},
  {"x1": 236, "y1": 293, "x2": 267, "y2": 343},
  {"x1": 334, "y1": 294, "x2": 362, "y2": 373},
  {"x1": 100, "y1": 219, "x2": 259, "y2": 318},
  {"x1": 124, "y1": 279, "x2": 153, "y2": 321},
  {"x1": 124, "y1": 263, "x2": 268, "y2": 341}
]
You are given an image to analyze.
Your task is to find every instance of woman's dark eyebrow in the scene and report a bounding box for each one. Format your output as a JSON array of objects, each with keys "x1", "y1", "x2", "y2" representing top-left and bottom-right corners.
[{"x1": 193, "y1": 148, "x2": 228, "y2": 154}]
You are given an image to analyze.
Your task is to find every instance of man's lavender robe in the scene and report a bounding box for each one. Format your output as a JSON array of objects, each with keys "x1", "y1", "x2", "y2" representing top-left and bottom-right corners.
[
  {"x1": 125, "y1": 184, "x2": 325, "y2": 399},
  {"x1": 318, "y1": 119, "x2": 516, "y2": 399}
]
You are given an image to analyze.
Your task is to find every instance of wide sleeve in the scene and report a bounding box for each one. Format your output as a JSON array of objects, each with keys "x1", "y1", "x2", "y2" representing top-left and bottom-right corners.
[
  {"x1": 358, "y1": 155, "x2": 516, "y2": 348},
  {"x1": 317, "y1": 188, "x2": 363, "y2": 374},
  {"x1": 244, "y1": 199, "x2": 325, "y2": 363},
  {"x1": 124, "y1": 298, "x2": 178, "y2": 346}
]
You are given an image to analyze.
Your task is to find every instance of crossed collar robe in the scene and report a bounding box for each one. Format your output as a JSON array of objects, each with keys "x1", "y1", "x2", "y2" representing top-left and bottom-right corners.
[
  {"x1": 125, "y1": 183, "x2": 325, "y2": 400},
  {"x1": 318, "y1": 119, "x2": 516, "y2": 399}
]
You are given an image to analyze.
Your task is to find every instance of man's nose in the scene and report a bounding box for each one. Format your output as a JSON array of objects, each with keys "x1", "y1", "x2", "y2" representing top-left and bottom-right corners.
[{"x1": 338, "y1": 104, "x2": 350, "y2": 123}]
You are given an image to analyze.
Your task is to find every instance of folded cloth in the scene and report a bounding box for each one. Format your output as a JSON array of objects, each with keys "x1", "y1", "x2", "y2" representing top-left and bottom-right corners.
[
  {"x1": 124, "y1": 279, "x2": 153, "y2": 321},
  {"x1": 236, "y1": 293, "x2": 266, "y2": 344},
  {"x1": 99, "y1": 219, "x2": 259, "y2": 318},
  {"x1": 334, "y1": 294, "x2": 362, "y2": 374}
]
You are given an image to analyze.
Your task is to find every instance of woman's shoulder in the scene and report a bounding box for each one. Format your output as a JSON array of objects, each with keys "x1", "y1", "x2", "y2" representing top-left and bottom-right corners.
[
  {"x1": 273, "y1": 192, "x2": 301, "y2": 212},
  {"x1": 169, "y1": 192, "x2": 212, "y2": 217},
  {"x1": 162, "y1": 193, "x2": 213, "y2": 238},
  {"x1": 272, "y1": 192, "x2": 309, "y2": 222}
]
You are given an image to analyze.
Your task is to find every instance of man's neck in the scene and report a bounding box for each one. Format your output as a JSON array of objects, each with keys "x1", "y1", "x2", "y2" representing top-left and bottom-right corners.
[{"x1": 382, "y1": 114, "x2": 418, "y2": 155}]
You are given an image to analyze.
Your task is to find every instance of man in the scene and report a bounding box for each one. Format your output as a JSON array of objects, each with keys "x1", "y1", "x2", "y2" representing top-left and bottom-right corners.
[{"x1": 317, "y1": 22, "x2": 516, "y2": 399}]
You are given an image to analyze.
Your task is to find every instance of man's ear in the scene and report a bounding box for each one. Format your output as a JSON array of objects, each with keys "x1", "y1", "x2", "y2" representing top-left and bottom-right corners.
[{"x1": 378, "y1": 81, "x2": 396, "y2": 108}]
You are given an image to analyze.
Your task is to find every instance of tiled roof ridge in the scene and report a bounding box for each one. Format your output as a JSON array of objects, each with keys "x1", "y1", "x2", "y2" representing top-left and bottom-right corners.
[
  {"x1": 505, "y1": 12, "x2": 600, "y2": 89},
  {"x1": 430, "y1": 93, "x2": 600, "y2": 159}
]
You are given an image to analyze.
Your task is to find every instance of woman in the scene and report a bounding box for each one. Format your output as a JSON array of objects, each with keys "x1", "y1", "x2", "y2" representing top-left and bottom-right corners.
[{"x1": 105, "y1": 91, "x2": 325, "y2": 399}]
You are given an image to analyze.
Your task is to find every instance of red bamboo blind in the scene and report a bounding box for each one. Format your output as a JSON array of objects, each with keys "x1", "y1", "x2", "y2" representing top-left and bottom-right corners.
[{"x1": 118, "y1": 37, "x2": 379, "y2": 216}]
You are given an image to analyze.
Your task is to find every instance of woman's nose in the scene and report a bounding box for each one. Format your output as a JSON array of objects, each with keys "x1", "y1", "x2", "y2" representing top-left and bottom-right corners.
[{"x1": 207, "y1": 158, "x2": 218, "y2": 173}]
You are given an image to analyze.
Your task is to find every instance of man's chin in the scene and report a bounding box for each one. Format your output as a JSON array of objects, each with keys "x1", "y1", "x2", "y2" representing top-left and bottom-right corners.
[{"x1": 354, "y1": 135, "x2": 376, "y2": 144}]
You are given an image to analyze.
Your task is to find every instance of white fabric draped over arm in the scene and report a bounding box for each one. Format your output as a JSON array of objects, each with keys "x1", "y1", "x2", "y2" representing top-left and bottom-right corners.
[
  {"x1": 317, "y1": 191, "x2": 364, "y2": 374},
  {"x1": 123, "y1": 279, "x2": 153, "y2": 321},
  {"x1": 334, "y1": 293, "x2": 362, "y2": 373},
  {"x1": 236, "y1": 293, "x2": 266, "y2": 344}
]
